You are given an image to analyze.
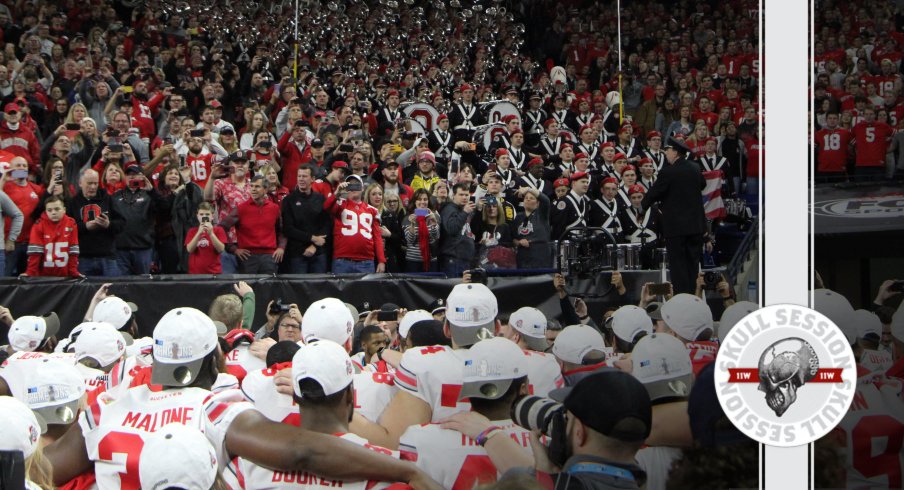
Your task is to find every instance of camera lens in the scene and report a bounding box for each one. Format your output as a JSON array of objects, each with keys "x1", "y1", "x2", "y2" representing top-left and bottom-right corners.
[{"x1": 511, "y1": 395, "x2": 564, "y2": 435}]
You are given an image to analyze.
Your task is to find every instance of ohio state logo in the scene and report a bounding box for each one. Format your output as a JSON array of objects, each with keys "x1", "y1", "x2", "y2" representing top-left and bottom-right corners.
[{"x1": 715, "y1": 304, "x2": 856, "y2": 447}]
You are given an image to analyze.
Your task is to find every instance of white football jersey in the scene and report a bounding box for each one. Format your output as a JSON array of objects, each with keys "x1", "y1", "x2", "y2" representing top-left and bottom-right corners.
[
  {"x1": 233, "y1": 433, "x2": 401, "y2": 490},
  {"x1": 399, "y1": 420, "x2": 533, "y2": 489},
  {"x1": 395, "y1": 346, "x2": 470, "y2": 421},
  {"x1": 522, "y1": 350, "x2": 565, "y2": 397},
  {"x1": 80, "y1": 385, "x2": 252, "y2": 490},
  {"x1": 860, "y1": 349, "x2": 894, "y2": 375},
  {"x1": 835, "y1": 373, "x2": 904, "y2": 489},
  {"x1": 353, "y1": 370, "x2": 398, "y2": 423},
  {"x1": 224, "y1": 344, "x2": 266, "y2": 382},
  {"x1": 240, "y1": 367, "x2": 300, "y2": 426},
  {"x1": 124, "y1": 336, "x2": 154, "y2": 358}
]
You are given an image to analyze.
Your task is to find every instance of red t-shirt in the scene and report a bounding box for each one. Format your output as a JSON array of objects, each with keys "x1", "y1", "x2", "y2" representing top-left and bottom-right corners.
[
  {"x1": 324, "y1": 195, "x2": 386, "y2": 263},
  {"x1": 852, "y1": 121, "x2": 894, "y2": 167},
  {"x1": 814, "y1": 128, "x2": 852, "y2": 173},
  {"x1": 3, "y1": 181, "x2": 42, "y2": 243},
  {"x1": 185, "y1": 225, "x2": 226, "y2": 274}
]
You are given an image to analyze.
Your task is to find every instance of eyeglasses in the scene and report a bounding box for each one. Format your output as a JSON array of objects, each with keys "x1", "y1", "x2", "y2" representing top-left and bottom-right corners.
[{"x1": 278, "y1": 322, "x2": 301, "y2": 330}]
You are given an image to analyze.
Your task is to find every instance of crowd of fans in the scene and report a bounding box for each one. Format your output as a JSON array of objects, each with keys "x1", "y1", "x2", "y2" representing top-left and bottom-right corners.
[
  {"x1": 813, "y1": 0, "x2": 904, "y2": 182},
  {"x1": 0, "y1": 0, "x2": 761, "y2": 277}
]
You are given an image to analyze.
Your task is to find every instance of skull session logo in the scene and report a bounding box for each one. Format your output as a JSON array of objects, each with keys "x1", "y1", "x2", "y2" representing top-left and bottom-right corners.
[{"x1": 715, "y1": 305, "x2": 857, "y2": 447}]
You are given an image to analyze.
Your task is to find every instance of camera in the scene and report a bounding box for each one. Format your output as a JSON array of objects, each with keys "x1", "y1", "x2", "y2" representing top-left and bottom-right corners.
[
  {"x1": 485, "y1": 195, "x2": 498, "y2": 206},
  {"x1": 269, "y1": 299, "x2": 291, "y2": 315},
  {"x1": 703, "y1": 270, "x2": 723, "y2": 290},
  {"x1": 376, "y1": 308, "x2": 399, "y2": 322},
  {"x1": 467, "y1": 267, "x2": 487, "y2": 285},
  {"x1": 889, "y1": 280, "x2": 904, "y2": 293},
  {"x1": 511, "y1": 395, "x2": 569, "y2": 466}
]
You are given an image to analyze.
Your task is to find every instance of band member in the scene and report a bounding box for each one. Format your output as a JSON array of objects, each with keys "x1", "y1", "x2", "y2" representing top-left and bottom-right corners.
[
  {"x1": 589, "y1": 177, "x2": 623, "y2": 239},
  {"x1": 550, "y1": 171, "x2": 591, "y2": 240},
  {"x1": 522, "y1": 92, "x2": 548, "y2": 147},
  {"x1": 516, "y1": 158, "x2": 553, "y2": 199},
  {"x1": 507, "y1": 129, "x2": 528, "y2": 170},
  {"x1": 638, "y1": 158, "x2": 657, "y2": 191},
  {"x1": 574, "y1": 124, "x2": 601, "y2": 165},
  {"x1": 536, "y1": 119, "x2": 566, "y2": 158},
  {"x1": 377, "y1": 89, "x2": 403, "y2": 128},
  {"x1": 615, "y1": 124, "x2": 642, "y2": 162},
  {"x1": 643, "y1": 131, "x2": 667, "y2": 173},
  {"x1": 449, "y1": 83, "x2": 484, "y2": 143},
  {"x1": 618, "y1": 184, "x2": 662, "y2": 268},
  {"x1": 428, "y1": 114, "x2": 454, "y2": 164}
]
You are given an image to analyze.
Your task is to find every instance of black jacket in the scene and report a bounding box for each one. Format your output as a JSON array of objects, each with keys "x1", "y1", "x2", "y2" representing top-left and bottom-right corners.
[
  {"x1": 438, "y1": 201, "x2": 481, "y2": 262},
  {"x1": 110, "y1": 188, "x2": 165, "y2": 249},
  {"x1": 641, "y1": 157, "x2": 706, "y2": 238},
  {"x1": 67, "y1": 189, "x2": 120, "y2": 258},
  {"x1": 281, "y1": 188, "x2": 332, "y2": 258}
]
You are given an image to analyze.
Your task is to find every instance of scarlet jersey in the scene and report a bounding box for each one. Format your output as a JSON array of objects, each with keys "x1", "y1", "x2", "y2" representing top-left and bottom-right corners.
[
  {"x1": 240, "y1": 365, "x2": 300, "y2": 426},
  {"x1": 814, "y1": 128, "x2": 853, "y2": 173},
  {"x1": 833, "y1": 375, "x2": 904, "y2": 489},
  {"x1": 394, "y1": 346, "x2": 471, "y2": 421},
  {"x1": 399, "y1": 420, "x2": 533, "y2": 490},
  {"x1": 852, "y1": 122, "x2": 894, "y2": 167},
  {"x1": 3, "y1": 181, "x2": 42, "y2": 244},
  {"x1": 186, "y1": 152, "x2": 218, "y2": 188},
  {"x1": 26, "y1": 214, "x2": 80, "y2": 277},
  {"x1": 686, "y1": 341, "x2": 718, "y2": 377},
  {"x1": 233, "y1": 433, "x2": 404, "y2": 490},
  {"x1": 889, "y1": 105, "x2": 904, "y2": 127},
  {"x1": 311, "y1": 179, "x2": 336, "y2": 197},
  {"x1": 223, "y1": 344, "x2": 266, "y2": 383},
  {"x1": 80, "y1": 386, "x2": 252, "y2": 490},
  {"x1": 325, "y1": 196, "x2": 386, "y2": 263},
  {"x1": 186, "y1": 225, "x2": 227, "y2": 274},
  {"x1": 522, "y1": 350, "x2": 565, "y2": 397}
]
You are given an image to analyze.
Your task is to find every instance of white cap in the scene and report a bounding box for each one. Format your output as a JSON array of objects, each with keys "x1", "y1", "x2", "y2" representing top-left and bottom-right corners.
[
  {"x1": 661, "y1": 294, "x2": 714, "y2": 341},
  {"x1": 853, "y1": 309, "x2": 882, "y2": 341},
  {"x1": 445, "y1": 283, "x2": 499, "y2": 347},
  {"x1": 139, "y1": 423, "x2": 218, "y2": 490},
  {"x1": 611, "y1": 305, "x2": 653, "y2": 344},
  {"x1": 459, "y1": 337, "x2": 526, "y2": 400},
  {"x1": 0, "y1": 396, "x2": 43, "y2": 458},
  {"x1": 72, "y1": 322, "x2": 126, "y2": 368},
  {"x1": 552, "y1": 325, "x2": 606, "y2": 365},
  {"x1": 717, "y1": 301, "x2": 758, "y2": 341},
  {"x1": 813, "y1": 289, "x2": 856, "y2": 344},
  {"x1": 508, "y1": 307, "x2": 548, "y2": 351},
  {"x1": 398, "y1": 310, "x2": 433, "y2": 339},
  {"x1": 292, "y1": 340, "x2": 354, "y2": 398},
  {"x1": 631, "y1": 333, "x2": 694, "y2": 401},
  {"x1": 302, "y1": 298, "x2": 355, "y2": 346},
  {"x1": 92, "y1": 297, "x2": 137, "y2": 330},
  {"x1": 151, "y1": 308, "x2": 219, "y2": 387},
  {"x1": 8, "y1": 313, "x2": 61, "y2": 352},
  {"x1": 2, "y1": 358, "x2": 85, "y2": 425},
  {"x1": 892, "y1": 302, "x2": 904, "y2": 343}
]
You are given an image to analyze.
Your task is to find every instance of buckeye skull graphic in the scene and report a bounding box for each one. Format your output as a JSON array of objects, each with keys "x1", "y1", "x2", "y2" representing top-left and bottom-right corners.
[{"x1": 757, "y1": 338, "x2": 819, "y2": 417}]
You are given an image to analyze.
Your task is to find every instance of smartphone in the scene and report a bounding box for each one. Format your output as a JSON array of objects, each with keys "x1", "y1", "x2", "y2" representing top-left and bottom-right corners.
[
  {"x1": 889, "y1": 280, "x2": 904, "y2": 292},
  {"x1": 189, "y1": 129, "x2": 205, "y2": 138},
  {"x1": 414, "y1": 208, "x2": 429, "y2": 217},
  {"x1": 258, "y1": 141, "x2": 272, "y2": 149},
  {"x1": 488, "y1": 163, "x2": 497, "y2": 173},
  {"x1": 648, "y1": 283, "x2": 671, "y2": 296},
  {"x1": 201, "y1": 216, "x2": 211, "y2": 223},
  {"x1": 108, "y1": 144, "x2": 124, "y2": 153},
  {"x1": 122, "y1": 86, "x2": 134, "y2": 93},
  {"x1": 66, "y1": 123, "x2": 80, "y2": 130},
  {"x1": 377, "y1": 309, "x2": 398, "y2": 322},
  {"x1": 468, "y1": 268, "x2": 488, "y2": 285}
]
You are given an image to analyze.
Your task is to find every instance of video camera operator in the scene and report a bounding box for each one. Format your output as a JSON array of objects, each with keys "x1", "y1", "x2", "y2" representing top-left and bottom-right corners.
[{"x1": 442, "y1": 369, "x2": 651, "y2": 490}]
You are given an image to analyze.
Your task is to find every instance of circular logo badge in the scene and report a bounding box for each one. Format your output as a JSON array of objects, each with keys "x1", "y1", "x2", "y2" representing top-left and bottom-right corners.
[{"x1": 715, "y1": 304, "x2": 856, "y2": 447}]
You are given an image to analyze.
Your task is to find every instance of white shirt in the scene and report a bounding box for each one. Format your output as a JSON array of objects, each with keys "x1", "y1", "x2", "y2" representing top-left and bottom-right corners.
[
  {"x1": 395, "y1": 345, "x2": 471, "y2": 421},
  {"x1": 523, "y1": 350, "x2": 565, "y2": 397}
]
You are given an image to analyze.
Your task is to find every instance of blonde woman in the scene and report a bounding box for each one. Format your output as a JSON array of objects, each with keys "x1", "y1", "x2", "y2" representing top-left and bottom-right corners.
[{"x1": 258, "y1": 162, "x2": 288, "y2": 204}]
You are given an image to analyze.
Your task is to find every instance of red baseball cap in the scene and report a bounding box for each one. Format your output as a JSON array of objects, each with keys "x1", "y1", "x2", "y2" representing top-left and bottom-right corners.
[
  {"x1": 4, "y1": 102, "x2": 21, "y2": 113},
  {"x1": 331, "y1": 160, "x2": 349, "y2": 170}
]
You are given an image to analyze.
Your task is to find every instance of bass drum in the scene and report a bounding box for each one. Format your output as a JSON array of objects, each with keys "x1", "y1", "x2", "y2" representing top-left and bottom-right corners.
[
  {"x1": 401, "y1": 103, "x2": 440, "y2": 132},
  {"x1": 479, "y1": 101, "x2": 521, "y2": 152}
]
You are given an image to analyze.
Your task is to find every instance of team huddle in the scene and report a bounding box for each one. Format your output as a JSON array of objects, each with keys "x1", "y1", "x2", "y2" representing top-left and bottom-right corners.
[{"x1": 0, "y1": 277, "x2": 903, "y2": 489}]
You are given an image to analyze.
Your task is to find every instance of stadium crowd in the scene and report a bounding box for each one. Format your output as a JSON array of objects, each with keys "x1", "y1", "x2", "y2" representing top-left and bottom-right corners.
[
  {"x1": 813, "y1": 0, "x2": 904, "y2": 182},
  {"x1": 0, "y1": 0, "x2": 761, "y2": 278}
]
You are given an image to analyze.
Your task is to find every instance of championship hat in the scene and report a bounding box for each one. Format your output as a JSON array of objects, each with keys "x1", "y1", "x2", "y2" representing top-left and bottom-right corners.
[
  {"x1": 92, "y1": 296, "x2": 138, "y2": 330},
  {"x1": 459, "y1": 337, "x2": 526, "y2": 400},
  {"x1": 508, "y1": 307, "x2": 549, "y2": 351},
  {"x1": 292, "y1": 340, "x2": 354, "y2": 398},
  {"x1": 139, "y1": 423, "x2": 218, "y2": 490},
  {"x1": 398, "y1": 310, "x2": 433, "y2": 339},
  {"x1": 72, "y1": 322, "x2": 126, "y2": 368},
  {"x1": 8, "y1": 313, "x2": 60, "y2": 352},
  {"x1": 445, "y1": 283, "x2": 498, "y2": 347},
  {"x1": 661, "y1": 294, "x2": 714, "y2": 341},
  {"x1": 631, "y1": 333, "x2": 694, "y2": 401},
  {"x1": 151, "y1": 308, "x2": 219, "y2": 387},
  {"x1": 302, "y1": 298, "x2": 355, "y2": 345},
  {"x1": 552, "y1": 325, "x2": 606, "y2": 365},
  {"x1": 0, "y1": 396, "x2": 44, "y2": 459}
]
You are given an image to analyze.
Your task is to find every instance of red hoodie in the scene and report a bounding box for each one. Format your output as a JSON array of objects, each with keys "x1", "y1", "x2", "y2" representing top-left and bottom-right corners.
[
  {"x1": 26, "y1": 213, "x2": 80, "y2": 277},
  {"x1": 0, "y1": 121, "x2": 41, "y2": 173}
]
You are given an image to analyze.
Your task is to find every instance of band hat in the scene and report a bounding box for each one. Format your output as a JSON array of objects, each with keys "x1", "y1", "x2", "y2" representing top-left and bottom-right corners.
[
  {"x1": 303, "y1": 298, "x2": 355, "y2": 345},
  {"x1": 611, "y1": 305, "x2": 653, "y2": 343},
  {"x1": 292, "y1": 340, "x2": 354, "y2": 398},
  {"x1": 1, "y1": 357, "x2": 85, "y2": 425},
  {"x1": 661, "y1": 294, "x2": 714, "y2": 341},
  {"x1": 398, "y1": 310, "x2": 433, "y2": 339},
  {"x1": 631, "y1": 333, "x2": 694, "y2": 401},
  {"x1": 92, "y1": 296, "x2": 138, "y2": 330},
  {"x1": 72, "y1": 322, "x2": 126, "y2": 368},
  {"x1": 508, "y1": 307, "x2": 549, "y2": 351},
  {"x1": 0, "y1": 396, "x2": 44, "y2": 459},
  {"x1": 8, "y1": 313, "x2": 61, "y2": 352},
  {"x1": 445, "y1": 283, "x2": 498, "y2": 347},
  {"x1": 552, "y1": 324, "x2": 606, "y2": 365},
  {"x1": 717, "y1": 301, "x2": 759, "y2": 341},
  {"x1": 139, "y1": 423, "x2": 218, "y2": 490},
  {"x1": 150, "y1": 308, "x2": 219, "y2": 387},
  {"x1": 459, "y1": 337, "x2": 526, "y2": 400}
]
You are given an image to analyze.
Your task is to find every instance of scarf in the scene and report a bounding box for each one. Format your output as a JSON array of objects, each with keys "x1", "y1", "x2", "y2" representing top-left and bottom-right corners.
[{"x1": 417, "y1": 214, "x2": 431, "y2": 270}]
